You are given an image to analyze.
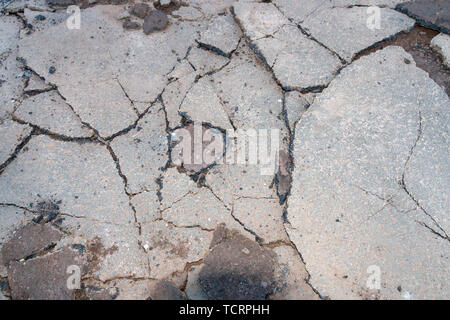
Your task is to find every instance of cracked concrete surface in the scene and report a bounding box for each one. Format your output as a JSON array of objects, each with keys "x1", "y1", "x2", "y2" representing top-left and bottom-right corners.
[{"x1": 0, "y1": 0, "x2": 448, "y2": 300}]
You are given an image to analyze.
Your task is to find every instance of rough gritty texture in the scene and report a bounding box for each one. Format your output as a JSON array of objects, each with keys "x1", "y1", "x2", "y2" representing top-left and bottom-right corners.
[
  {"x1": 233, "y1": 2, "x2": 342, "y2": 89},
  {"x1": 14, "y1": 91, "x2": 93, "y2": 138},
  {"x1": 0, "y1": 0, "x2": 448, "y2": 300},
  {"x1": 7, "y1": 246, "x2": 87, "y2": 300},
  {"x1": 0, "y1": 135, "x2": 135, "y2": 224},
  {"x1": 0, "y1": 120, "x2": 31, "y2": 166},
  {"x1": 199, "y1": 225, "x2": 277, "y2": 300},
  {"x1": 396, "y1": 0, "x2": 450, "y2": 35},
  {"x1": 302, "y1": 6, "x2": 415, "y2": 62},
  {"x1": 431, "y1": 33, "x2": 450, "y2": 67},
  {"x1": 287, "y1": 46, "x2": 449, "y2": 300},
  {"x1": 149, "y1": 280, "x2": 186, "y2": 300},
  {"x1": 1, "y1": 223, "x2": 62, "y2": 265}
]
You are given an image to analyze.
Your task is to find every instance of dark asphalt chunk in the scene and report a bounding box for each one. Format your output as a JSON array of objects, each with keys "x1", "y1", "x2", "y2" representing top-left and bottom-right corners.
[
  {"x1": 149, "y1": 280, "x2": 186, "y2": 300},
  {"x1": 199, "y1": 224, "x2": 276, "y2": 300},
  {"x1": 396, "y1": 0, "x2": 450, "y2": 35},
  {"x1": 1, "y1": 223, "x2": 63, "y2": 265},
  {"x1": 7, "y1": 246, "x2": 87, "y2": 300},
  {"x1": 123, "y1": 20, "x2": 141, "y2": 30},
  {"x1": 143, "y1": 10, "x2": 168, "y2": 35},
  {"x1": 130, "y1": 3, "x2": 151, "y2": 19}
]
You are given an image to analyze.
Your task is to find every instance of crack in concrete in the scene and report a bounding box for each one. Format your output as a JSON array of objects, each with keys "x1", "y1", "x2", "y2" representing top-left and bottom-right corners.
[{"x1": 0, "y1": 127, "x2": 35, "y2": 175}]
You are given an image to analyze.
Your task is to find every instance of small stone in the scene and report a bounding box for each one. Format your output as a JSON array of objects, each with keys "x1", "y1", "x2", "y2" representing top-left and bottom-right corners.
[
  {"x1": 34, "y1": 15, "x2": 46, "y2": 21},
  {"x1": 143, "y1": 10, "x2": 168, "y2": 35},
  {"x1": 159, "y1": 0, "x2": 172, "y2": 7},
  {"x1": 122, "y1": 20, "x2": 141, "y2": 30},
  {"x1": 431, "y1": 33, "x2": 450, "y2": 68},
  {"x1": 48, "y1": 66, "x2": 56, "y2": 74},
  {"x1": 130, "y1": 3, "x2": 150, "y2": 19},
  {"x1": 116, "y1": 11, "x2": 130, "y2": 20}
]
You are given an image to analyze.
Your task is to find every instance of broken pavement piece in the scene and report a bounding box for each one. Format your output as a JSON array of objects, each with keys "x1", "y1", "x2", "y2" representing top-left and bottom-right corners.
[
  {"x1": 61, "y1": 218, "x2": 149, "y2": 282},
  {"x1": 159, "y1": 167, "x2": 197, "y2": 210},
  {"x1": 162, "y1": 187, "x2": 244, "y2": 231},
  {"x1": 431, "y1": 33, "x2": 450, "y2": 68},
  {"x1": 198, "y1": 13, "x2": 241, "y2": 57},
  {"x1": 130, "y1": 3, "x2": 151, "y2": 19},
  {"x1": 284, "y1": 91, "x2": 310, "y2": 132},
  {"x1": 287, "y1": 46, "x2": 450, "y2": 299},
  {"x1": 14, "y1": 90, "x2": 93, "y2": 138},
  {"x1": 232, "y1": 2, "x2": 342, "y2": 90},
  {"x1": 24, "y1": 72, "x2": 53, "y2": 93},
  {"x1": 0, "y1": 207, "x2": 35, "y2": 265},
  {"x1": 0, "y1": 135, "x2": 136, "y2": 225},
  {"x1": 396, "y1": 0, "x2": 450, "y2": 35},
  {"x1": 199, "y1": 224, "x2": 276, "y2": 300},
  {"x1": 109, "y1": 104, "x2": 168, "y2": 194},
  {"x1": 233, "y1": 197, "x2": 288, "y2": 244},
  {"x1": 141, "y1": 220, "x2": 212, "y2": 279},
  {"x1": 1, "y1": 223, "x2": 63, "y2": 265},
  {"x1": 301, "y1": 6, "x2": 415, "y2": 62},
  {"x1": 7, "y1": 246, "x2": 87, "y2": 300},
  {"x1": 270, "y1": 245, "x2": 318, "y2": 300},
  {"x1": 186, "y1": 46, "x2": 229, "y2": 76},
  {"x1": 143, "y1": 10, "x2": 169, "y2": 34},
  {"x1": 179, "y1": 76, "x2": 234, "y2": 130}
]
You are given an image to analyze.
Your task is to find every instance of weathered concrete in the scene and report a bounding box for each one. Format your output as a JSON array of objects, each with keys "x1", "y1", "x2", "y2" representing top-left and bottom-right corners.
[
  {"x1": 287, "y1": 46, "x2": 449, "y2": 299},
  {"x1": 285, "y1": 91, "x2": 311, "y2": 132},
  {"x1": 0, "y1": 15, "x2": 24, "y2": 120},
  {"x1": 61, "y1": 217, "x2": 149, "y2": 282},
  {"x1": 14, "y1": 91, "x2": 93, "y2": 138},
  {"x1": 198, "y1": 13, "x2": 241, "y2": 56},
  {"x1": 109, "y1": 103, "x2": 168, "y2": 194},
  {"x1": 179, "y1": 76, "x2": 234, "y2": 129},
  {"x1": 0, "y1": 135, "x2": 135, "y2": 224},
  {"x1": 18, "y1": 5, "x2": 204, "y2": 137},
  {"x1": 302, "y1": 6, "x2": 415, "y2": 62},
  {"x1": 233, "y1": 1, "x2": 342, "y2": 89},
  {"x1": 1, "y1": 1, "x2": 448, "y2": 300},
  {"x1": 431, "y1": 33, "x2": 450, "y2": 67},
  {"x1": 141, "y1": 220, "x2": 212, "y2": 279},
  {"x1": 0, "y1": 120, "x2": 31, "y2": 166},
  {"x1": 233, "y1": 198, "x2": 288, "y2": 243},
  {"x1": 0, "y1": 206, "x2": 34, "y2": 266},
  {"x1": 270, "y1": 245, "x2": 318, "y2": 300},
  {"x1": 149, "y1": 279, "x2": 186, "y2": 300}
]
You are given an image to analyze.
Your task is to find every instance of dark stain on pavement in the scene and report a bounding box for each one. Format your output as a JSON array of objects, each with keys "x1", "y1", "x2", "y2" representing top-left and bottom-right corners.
[
  {"x1": 198, "y1": 224, "x2": 277, "y2": 300},
  {"x1": 86, "y1": 236, "x2": 118, "y2": 272}
]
